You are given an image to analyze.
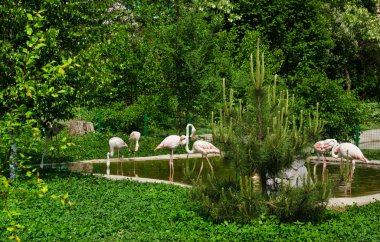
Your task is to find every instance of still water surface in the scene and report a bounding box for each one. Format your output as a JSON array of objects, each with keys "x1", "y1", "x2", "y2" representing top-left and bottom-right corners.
[{"x1": 66, "y1": 157, "x2": 380, "y2": 198}]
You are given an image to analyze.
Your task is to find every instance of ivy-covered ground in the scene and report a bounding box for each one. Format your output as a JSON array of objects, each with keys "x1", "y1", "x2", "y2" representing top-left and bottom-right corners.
[{"x1": 2, "y1": 171, "x2": 380, "y2": 241}]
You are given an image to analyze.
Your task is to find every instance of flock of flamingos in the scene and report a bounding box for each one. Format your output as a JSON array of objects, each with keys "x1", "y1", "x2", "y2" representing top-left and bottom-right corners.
[
  {"x1": 106, "y1": 124, "x2": 220, "y2": 181},
  {"x1": 106, "y1": 122, "x2": 371, "y2": 182}
]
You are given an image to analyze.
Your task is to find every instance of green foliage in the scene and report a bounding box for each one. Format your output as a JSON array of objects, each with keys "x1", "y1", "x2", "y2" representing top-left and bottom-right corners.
[
  {"x1": 267, "y1": 174, "x2": 331, "y2": 222},
  {"x1": 1, "y1": 171, "x2": 380, "y2": 241},
  {"x1": 291, "y1": 70, "x2": 365, "y2": 141},
  {"x1": 191, "y1": 176, "x2": 267, "y2": 223},
  {"x1": 325, "y1": 1, "x2": 380, "y2": 99},
  {"x1": 362, "y1": 102, "x2": 380, "y2": 129}
]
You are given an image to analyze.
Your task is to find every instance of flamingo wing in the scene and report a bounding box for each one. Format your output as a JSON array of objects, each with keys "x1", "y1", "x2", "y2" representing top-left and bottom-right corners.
[
  {"x1": 109, "y1": 137, "x2": 128, "y2": 149},
  {"x1": 313, "y1": 141, "x2": 325, "y2": 153},
  {"x1": 322, "y1": 139, "x2": 337, "y2": 151},
  {"x1": 194, "y1": 140, "x2": 220, "y2": 154},
  {"x1": 129, "y1": 131, "x2": 141, "y2": 142},
  {"x1": 337, "y1": 143, "x2": 369, "y2": 164},
  {"x1": 155, "y1": 135, "x2": 183, "y2": 150}
]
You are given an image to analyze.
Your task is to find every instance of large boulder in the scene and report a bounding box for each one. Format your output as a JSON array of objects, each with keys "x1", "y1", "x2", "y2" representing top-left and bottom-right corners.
[{"x1": 266, "y1": 159, "x2": 309, "y2": 190}]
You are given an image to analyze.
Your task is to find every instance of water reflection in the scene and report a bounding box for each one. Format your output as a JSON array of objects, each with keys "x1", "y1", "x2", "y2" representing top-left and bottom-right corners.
[
  {"x1": 312, "y1": 162, "x2": 380, "y2": 197},
  {"x1": 65, "y1": 158, "x2": 380, "y2": 198}
]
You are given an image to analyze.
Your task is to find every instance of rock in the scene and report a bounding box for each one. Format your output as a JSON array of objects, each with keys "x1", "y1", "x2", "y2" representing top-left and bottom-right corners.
[
  {"x1": 68, "y1": 120, "x2": 95, "y2": 135},
  {"x1": 267, "y1": 158, "x2": 309, "y2": 190},
  {"x1": 194, "y1": 134, "x2": 213, "y2": 142}
]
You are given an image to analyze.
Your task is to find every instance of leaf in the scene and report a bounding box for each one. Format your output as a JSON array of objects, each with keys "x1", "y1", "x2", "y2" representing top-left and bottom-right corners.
[
  {"x1": 52, "y1": 93, "x2": 59, "y2": 98},
  {"x1": 26, "y1": 26, "x2": 33, "y2": 36},
  {"x1": 58, "y1": 67, "x2": 65, "y2": 75},
  {"x1": 27, "y1": 13, "x2": 33, "y2": 21},
  {"x1": 41, "y1": 186, "x2": 48, "y2": 194},
  {"x1": 34, "y1": 43, "x2": 46, "y2": 50}
]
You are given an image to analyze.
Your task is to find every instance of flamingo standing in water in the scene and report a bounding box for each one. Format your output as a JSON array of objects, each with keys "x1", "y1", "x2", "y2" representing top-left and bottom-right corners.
[
  {"x1": 331, "y1": 142, "x2": 370, "y2": 194},
  {"x1": 106, "y1": 137, "x2": 128, "y2": 175},
  {"x1": 155, "y1": 134, "x2": 187, "y2": 181},
  {"x1": 313, "y1": 139, "x2": 338, "y2": 164},
  {"x1": 313, "y1": 138, "x2": 338, "y2": 174},
  {"x1": 184, "y1": 124, "x2": 220, "y2": 180},
  {"x1": 331, "y1": 142, "x2": 369, "y2": 165},
  {"x1": 129, "y1": 131, "x2": 141, "y2": 176}
]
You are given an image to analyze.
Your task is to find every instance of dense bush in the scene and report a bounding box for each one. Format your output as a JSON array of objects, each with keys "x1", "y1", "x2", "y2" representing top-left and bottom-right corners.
[{"x1": 291, "y1": 70, "x2": 365, "y2": 141}]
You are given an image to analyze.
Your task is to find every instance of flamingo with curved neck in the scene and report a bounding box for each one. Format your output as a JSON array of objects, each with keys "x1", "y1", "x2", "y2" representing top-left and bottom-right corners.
[
  {"x1": 331, "y1": 142, "x2": 369, "y2": 165},
  {"x1": 185, "y1": 124, "x2": 220, "y2": 179}
]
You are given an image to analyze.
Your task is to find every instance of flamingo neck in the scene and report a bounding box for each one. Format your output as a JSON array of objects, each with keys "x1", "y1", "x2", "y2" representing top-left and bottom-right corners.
[
  {"x1": 331, "y1": 143, "x2": 340, "y2": 158},
  {"x1": 185, "y1": 124, "x2": 195, "y2": 154}
]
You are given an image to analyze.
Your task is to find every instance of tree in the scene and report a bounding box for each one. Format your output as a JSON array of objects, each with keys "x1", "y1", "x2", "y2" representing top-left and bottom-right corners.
[
  {"x1": 193, "y1": 40, "x2": 328, "y2": 223},
  {"x1": 325, "y1": 1, "x2": 380, "y2": 99},
  {"x1": 0, "y1": 10, "x2": 75, "y2": 176}
]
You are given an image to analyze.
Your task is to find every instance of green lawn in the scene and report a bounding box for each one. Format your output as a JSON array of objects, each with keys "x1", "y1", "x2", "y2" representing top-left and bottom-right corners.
[{"x1": 2, "y1": 171, "x2": 380, "y2": 241}]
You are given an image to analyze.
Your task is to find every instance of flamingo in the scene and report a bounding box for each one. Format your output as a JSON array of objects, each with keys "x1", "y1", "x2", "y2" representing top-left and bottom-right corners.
[
  {"x1": 331, "y1": 142, "x2": 369, "y2": 165},
  {"x1": 331, "y1": 142, "x2": 370, "y2": 195},
  {"x1": 129, "y1": 131, "x2": 141, "y2": 176},
  {"x1": 313, "y1": 139, "x2": 338, "y2": 163},
  {"x1": 313, "y1": 138, "x2": 338, "y2": 173},
  {"x1": 106, "y1": 137, "x2": 128, "y2": 174},
  {"x1": 184, "y1": 124, "x2": 220, "y2": 180},
  {"x1": 155, "y1": 134, "x2": 187, "y2": 181}
]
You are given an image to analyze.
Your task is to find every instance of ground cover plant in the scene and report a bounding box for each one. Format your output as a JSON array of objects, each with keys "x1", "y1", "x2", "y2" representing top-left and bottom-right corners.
[{"x1": 1, "y1": 171, "x2": 380, "y2": 241}]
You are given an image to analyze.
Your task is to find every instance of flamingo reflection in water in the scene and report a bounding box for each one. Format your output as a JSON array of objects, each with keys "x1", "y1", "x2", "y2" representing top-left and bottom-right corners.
[{"x1": 331, "y1": 142, "x2": 370, "y2": 195}]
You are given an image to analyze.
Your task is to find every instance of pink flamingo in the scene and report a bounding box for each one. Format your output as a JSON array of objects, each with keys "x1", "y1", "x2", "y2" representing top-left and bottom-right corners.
[
  {"x1": 184, "y1": 124, "x2": 220, "y2": 180},
  {"x1": 331, "y1": 142, "x2": 370, "y2": 194},
  {"x1": 155, "y1": 134, "x2": 187, "y2": 181},
  {"x1": 313, "y1": 139, "x2": 338, "y2": 163},
  {"x1": 331, "y1": 142, "x2": 369, "y2": 165},
  {"x1": 129, "y1": 131, "x2": 141, "y2": 176}
]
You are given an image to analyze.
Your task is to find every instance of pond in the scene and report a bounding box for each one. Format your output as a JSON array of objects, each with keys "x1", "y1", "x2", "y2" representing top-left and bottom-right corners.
[
  {"x1": 312, "y1": 162, "x2": 380, "y2": 197},
  {"x1": 65, "y1": 157, "x2": 380, "y2": 198}
]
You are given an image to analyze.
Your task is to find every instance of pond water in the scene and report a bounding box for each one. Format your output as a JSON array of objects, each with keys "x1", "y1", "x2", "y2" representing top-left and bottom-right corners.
[
  {"x1": 65, "y1": 157, "x2": 380, "y2": 198},
  {"x1": 312, "y1": 162, "x2": 380, "y2": 197}
]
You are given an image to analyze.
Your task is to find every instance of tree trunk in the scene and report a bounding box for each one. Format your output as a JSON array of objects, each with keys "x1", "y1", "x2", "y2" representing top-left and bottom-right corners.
[{"x1": 8, "y1": 130, "x2": 17, "y2": 179}]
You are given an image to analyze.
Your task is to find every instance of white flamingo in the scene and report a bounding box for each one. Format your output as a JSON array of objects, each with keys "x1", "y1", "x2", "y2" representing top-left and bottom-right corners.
[
  {"x1": 129, "y1": 131, "x2": 141, "y2": 176},
  {"x1": 106, "y1": 137, "x2": 128, "y2": 174},
  {"x1": 155, "y1": 134, "x2": 187, "y2": 181},
  {"x1": 184, "y1": 124, "x2": 220, "y2": 180},
  {"x1": 331, "y1": 142, "x2": 370, "y2": 195}
]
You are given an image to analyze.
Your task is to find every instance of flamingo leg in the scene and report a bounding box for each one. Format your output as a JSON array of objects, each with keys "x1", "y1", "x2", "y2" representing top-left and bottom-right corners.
[
  {"x1": 133, "y1": 151, "x2": 136, "y2": 176},
  {"x1": 169, "y1": 150, "x2": 174, "y2": 182},
  {"x1": 205, "y1": 156, "x2": 214, "y2": 176},
  {"x1": 197, "y1": 158, "x2": 204, "y2": 180}
]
